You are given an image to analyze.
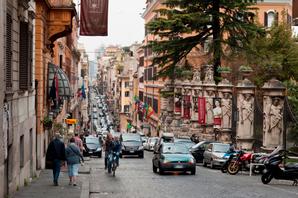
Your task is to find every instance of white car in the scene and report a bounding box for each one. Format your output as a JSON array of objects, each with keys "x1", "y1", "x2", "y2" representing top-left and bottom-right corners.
[{"x1": 144, "y1": 137, "x2": 159, "y2": 151}]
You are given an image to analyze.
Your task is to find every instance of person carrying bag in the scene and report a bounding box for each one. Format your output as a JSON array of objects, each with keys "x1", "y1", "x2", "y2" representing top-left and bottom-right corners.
[{"x1": 65, "y1": 137, "x2": 84, "y2": 186}]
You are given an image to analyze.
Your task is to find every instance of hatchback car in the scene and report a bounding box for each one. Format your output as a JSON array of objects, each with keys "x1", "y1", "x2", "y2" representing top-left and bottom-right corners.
[
  {"x1": 152, "y1": 143, "x2": 196, "y2": 175},
  {"x1": 203, "y1": 143, "x2": 230, "y2": 168},
  {"x1": 120, "y1": 133, "x2": 144, "y2": 158},
  {"x1": 190, "y1": 141, "x2": 215, "y2": 163},
  {"x1": 174, "y1": 138, "x2": 195, "y2": 150},
  {"x1": 83, "y1": 136, "x2": 102, "y2": 158}
]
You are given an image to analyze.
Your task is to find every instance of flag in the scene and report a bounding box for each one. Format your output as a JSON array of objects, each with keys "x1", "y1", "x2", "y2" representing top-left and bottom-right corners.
[
  {"x1": 146, "y1": 106, "x2": 154, "y2": 119},
  {"x1": 80, "y1": 0, "x2": 109, "y2": 36},
  {"x1": 81, "y1": 82, "x2": 86, "y2": 99}
]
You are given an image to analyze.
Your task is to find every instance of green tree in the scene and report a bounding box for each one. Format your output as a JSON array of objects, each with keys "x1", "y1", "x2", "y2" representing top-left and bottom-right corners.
[
  {"x1": 246, "y1": 21, "x2": 298, "y2": 85},
  {"x1": 146, "y1": 0, "x2": 263, "y2": 80}
]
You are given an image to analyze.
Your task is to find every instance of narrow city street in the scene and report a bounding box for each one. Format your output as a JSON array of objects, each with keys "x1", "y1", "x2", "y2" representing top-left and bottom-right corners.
[{"x1": 86, "y1": 152, "x2": 298, "y2": 198}]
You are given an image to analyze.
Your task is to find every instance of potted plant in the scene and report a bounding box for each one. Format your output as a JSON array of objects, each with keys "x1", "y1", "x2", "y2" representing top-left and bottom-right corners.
[
  {"x1": 217, "y1": 66, "x2": 231, "y2": 78},
  {"x1": 41, "y1": 116, "x2": 53, "y2": 129},
  {"x1": 239, "y1": 65, "x2": 253, "y2": 78}
]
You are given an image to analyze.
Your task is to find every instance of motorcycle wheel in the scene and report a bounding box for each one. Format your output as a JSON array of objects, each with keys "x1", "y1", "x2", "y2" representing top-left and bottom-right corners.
[
  {"x1": 261, "y1": 172, "x2": 273, "y2": 184},
  {"x1": 227, "y1": 161, "x2": 240, "y2": 175}
]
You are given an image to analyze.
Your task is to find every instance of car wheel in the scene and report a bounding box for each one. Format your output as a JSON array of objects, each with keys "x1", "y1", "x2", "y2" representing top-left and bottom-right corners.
[
  {"x1": 202, "y1": 159, "x2": 207, "y2": 167},
  {"x1": 98, "y1": 152, "x2": 102, "y2": 158},
  {"x1": 119, "y1": 153, "x2": 122, "y2": 158},
  {"x1": 152, "y1": 164, "x2": 157, "y2": 173},
  {"x1": 139, "y1": 152, "x2": 144, "y2": 158},
  {"x1": 159, "y1": 163, "x2": 164, "y2": 175},
  {"x1": 191, "y1": 167, "x2": 196, "y2": 175}
]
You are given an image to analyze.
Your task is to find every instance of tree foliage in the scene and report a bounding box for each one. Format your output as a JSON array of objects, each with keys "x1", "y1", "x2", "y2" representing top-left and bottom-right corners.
[
  {"x1": 146, "y1": 0, "x2": 264, "y2": 79},
  {"x1": 246, "y1": 21, "x2": 298, "y2": 86}
]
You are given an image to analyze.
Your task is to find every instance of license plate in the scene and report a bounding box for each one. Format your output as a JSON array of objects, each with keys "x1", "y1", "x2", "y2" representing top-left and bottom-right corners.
[
  {"x1": 175, "y1": 165, "x2": 183, "y2": 169},
  {"x1": 129, "y1": 150, "x2": 135, "y2": 153}
]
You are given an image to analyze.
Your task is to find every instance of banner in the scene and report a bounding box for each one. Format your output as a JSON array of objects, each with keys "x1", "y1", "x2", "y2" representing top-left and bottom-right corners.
[
  {"x1": 198, "y1": 97, "x2": 206, "y2": 124},
  {"x1": 183, "y1": 95, "x2": 191, "y2": 119},
  {"x1": 80, "y1": 0, "x2": 109, "y2": 36}
]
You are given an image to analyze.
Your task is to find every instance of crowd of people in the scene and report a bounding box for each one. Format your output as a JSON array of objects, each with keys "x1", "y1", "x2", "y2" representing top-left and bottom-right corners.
[{"x1": 46, "y1": 131, "x2": 121, "y2": 186}]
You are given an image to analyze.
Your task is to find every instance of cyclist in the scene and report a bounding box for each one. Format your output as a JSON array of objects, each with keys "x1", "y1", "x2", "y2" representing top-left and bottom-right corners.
[{"x1": 104, "y1": 133, "x2": 114, "y2": 171}]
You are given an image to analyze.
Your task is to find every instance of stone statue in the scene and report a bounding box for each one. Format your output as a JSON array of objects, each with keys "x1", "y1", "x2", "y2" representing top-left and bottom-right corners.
[
  {"x1": 213, "y1": 99, "x2": 222, "y2": 129},
  {"x1": 205, "y1": 90, "x2": 214, "y2": 124},
  {"x1": 239, "y1": 93, "x2": 253, "y2": 138},
  {"x1": 192, "y1": 69, "x2": 201, "y2": 83},
  {"x1": 204, "y1": 66, "x2": 214, "y2": 84},
  {"x1": 268, "y1": 97, "x2": 283, "y2": 146},
  {"x1": 222, "y1": 93, "x2": 232, "y2": 129}
]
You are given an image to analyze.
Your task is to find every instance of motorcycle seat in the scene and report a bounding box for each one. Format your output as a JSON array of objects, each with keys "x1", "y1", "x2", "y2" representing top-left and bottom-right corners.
[{"x1": 285, "y1": 163, "x2": 298, "y2": 170}]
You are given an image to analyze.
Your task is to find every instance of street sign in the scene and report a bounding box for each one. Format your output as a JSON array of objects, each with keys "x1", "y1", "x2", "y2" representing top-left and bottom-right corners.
[{"x1": 65, "y1": 119, "x2": 77, "y2": 125}]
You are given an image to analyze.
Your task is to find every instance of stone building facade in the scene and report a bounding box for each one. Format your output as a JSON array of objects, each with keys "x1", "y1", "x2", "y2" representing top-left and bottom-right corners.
[{"x1": 1, "y1": 0, "x2": 36, "y2": 196}]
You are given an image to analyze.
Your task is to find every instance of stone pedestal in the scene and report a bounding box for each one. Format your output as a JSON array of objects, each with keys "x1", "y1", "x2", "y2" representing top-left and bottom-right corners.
[
  {"x1": 236, "y1": 78, "x2": 255, "y2": 150},
  {"x1": 262, "y1": 78, "x2": 286, "y2": 150}
]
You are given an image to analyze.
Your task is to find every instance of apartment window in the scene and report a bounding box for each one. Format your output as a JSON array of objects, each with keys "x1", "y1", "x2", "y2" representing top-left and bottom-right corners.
[
  {"x1": 139, "y1": 57, "x2": 144, "y2": 66},
  {"x1": 139, "y1": 91, "x2": 144, "y2": 101},
  {"x1": 139, "y1": 76, "x2": 144, "y2": 83},
  {"x1": 6, "y1": 13, "x2": 13, "y2": 88},
  {"x1": 125, "y1": 82, "x2": 129, "y2": 88},
  {"x1": 148, "y1": 67, "x2": 153, "y2": 80},
  {"x1": 144, "y1": 69, "x2": 148, "y2": 81},
  {"x1": 19, "y1": 21, "x2": 33, "y2": 90},
  {"x1": 20, "y1": 135, "x2": 24, "y2": 168},
  {"x1": 153, "y1": 99, "x2": 158, "y2": 114},
  {"x1": 264, "y1": 11, "x2": 277, "y2": 28},
  {"x1": 124, "y1": 105, "x2": 130, "y2": 113},
  {"x1": 153, "y1": 67, "x2": 157, "y2": 80},
  {"x1": 125, "y1": 91, "x2": 129, "y2": 97}
]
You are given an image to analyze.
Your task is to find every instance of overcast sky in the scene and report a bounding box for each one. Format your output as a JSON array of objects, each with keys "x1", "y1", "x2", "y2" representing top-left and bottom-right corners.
[{"x1": 78, "y1": 0, "x2": 146, "y2": 60}]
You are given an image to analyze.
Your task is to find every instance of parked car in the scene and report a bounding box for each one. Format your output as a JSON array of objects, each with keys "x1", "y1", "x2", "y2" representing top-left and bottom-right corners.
[
  {"x1": 152, "y1": 143, "x2": 196, "y2": 175},
  {"x1": 92, "y1": 114, "x2": 98, "y2": 119},
  {"x1": 144, "y1": 137, "x2": 159, "y2": 151},
  {"x1": 92, "y1": 108, "x2": 97, "y2": 113},
  {"x1": 83, "y1": 136, "x2": 102, "y2": 158},
  {"x1": 190, "y1": 141, "x2": 215, "y2": 163},
  {"x1": 120, "y1": 133, "x2": 144, "y2": 158},
  {"x1": 203, "y1": 143, "x2": 230, "y2": 169},
  {"x1": 174, "y1": 138, "x2": 195, "y2": 150}
]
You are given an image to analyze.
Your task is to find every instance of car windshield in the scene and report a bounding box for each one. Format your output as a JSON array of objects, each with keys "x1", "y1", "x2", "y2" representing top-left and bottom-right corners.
[
  {"x1": 149, "y1": 138, "x2": 158, "y2": 143},
  {"x1": 162, "y1": 144, "x2": 189, "y2": 154},
  {"x1": 177, "y1": 142, "x2": 195, "y2": 149},
  {"x1": 213, "y1": 144, "x2": 230, "y2": 153},
  {"x1": 86, "y1": 138, "x2": 99, "y2": 145},
  {"x1": 122, "y1": 135, "x2": 141, "y2": 142}
]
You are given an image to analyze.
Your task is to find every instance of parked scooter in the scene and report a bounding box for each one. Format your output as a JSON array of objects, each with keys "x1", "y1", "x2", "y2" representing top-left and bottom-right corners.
[
  {"x1": 221, "y1": 151, "x2": 239, "y2": 173},
  {"x1": 261, "y1": 147, "x2": 298, "y2": 185}
]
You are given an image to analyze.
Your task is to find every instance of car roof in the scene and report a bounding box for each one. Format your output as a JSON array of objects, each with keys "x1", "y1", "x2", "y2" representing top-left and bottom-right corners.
[
  {"x1": 210, "y1": 142, "x2": 230, "y2": 146},
  {"x1": 161, "y1": 132, "x2": 174, "y2": 138}
]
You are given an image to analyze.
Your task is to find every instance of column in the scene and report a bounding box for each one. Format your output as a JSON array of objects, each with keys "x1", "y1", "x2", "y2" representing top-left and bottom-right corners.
[{"x1": 262, "y1": 78, "x2": 286, "y2": 150}]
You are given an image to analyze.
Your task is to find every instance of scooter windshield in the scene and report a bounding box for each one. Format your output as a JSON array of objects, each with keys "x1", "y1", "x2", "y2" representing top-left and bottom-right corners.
[{"x1": 268, "y1": 146, "x2": 282, "y2": 157}]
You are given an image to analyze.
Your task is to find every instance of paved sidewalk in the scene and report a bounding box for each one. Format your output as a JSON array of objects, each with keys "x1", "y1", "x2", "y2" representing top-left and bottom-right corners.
[{"x1": 13, "y1": 164, "x2": 90, "y2": 198}]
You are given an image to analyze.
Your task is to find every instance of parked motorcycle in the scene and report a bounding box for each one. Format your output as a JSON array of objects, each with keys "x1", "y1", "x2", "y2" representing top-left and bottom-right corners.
[
  {"x1": 251, "y1": 154, "x2": 268, "y2": 174},
  {"x1": 261, "y1": 147, "x2": 298, "y2": 185},
  {"x1": 227, "y1": 150, "x2": 252, "y2": 175}
]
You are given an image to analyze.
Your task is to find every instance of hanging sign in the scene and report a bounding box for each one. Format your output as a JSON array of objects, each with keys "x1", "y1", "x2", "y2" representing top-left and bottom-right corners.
[{"x1": 198, "y1": 97, "x2": 206, "y2": 124}]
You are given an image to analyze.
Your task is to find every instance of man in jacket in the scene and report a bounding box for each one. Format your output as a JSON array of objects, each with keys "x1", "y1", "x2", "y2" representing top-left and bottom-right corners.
[{"x1": 46, "y1": 133, "x2": 66, "y2": 186}]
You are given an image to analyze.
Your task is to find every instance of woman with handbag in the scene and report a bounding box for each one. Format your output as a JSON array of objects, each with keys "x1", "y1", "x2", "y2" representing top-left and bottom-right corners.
[{"x1": 65, "y1": 137, "x2": 84, "y2": 186}]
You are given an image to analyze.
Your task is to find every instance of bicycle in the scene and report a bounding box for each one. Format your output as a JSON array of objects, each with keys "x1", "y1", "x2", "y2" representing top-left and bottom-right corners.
[{"x1": 108, "y1": 151, "x2": 119, "y2": 176}]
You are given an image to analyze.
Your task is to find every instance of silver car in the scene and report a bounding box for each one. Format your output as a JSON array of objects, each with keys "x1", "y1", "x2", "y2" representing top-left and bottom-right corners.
[
  {"x1": 144, "y1": 137, "x2": 158, "y2": 151},
  {"x1": 203, "y1": 143, "x2": 230, "y2": 169}
]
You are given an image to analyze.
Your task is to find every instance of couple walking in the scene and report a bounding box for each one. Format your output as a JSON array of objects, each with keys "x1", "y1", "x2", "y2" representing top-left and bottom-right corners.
[{"x1": 46, "y1": 133, "x2": 84, "y2": 186}]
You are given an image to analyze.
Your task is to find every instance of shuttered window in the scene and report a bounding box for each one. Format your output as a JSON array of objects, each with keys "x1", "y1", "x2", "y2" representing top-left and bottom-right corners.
[
  {"x1": 6, "y1": 13, "x2": 12, "y2": 88},
  {"x1": 19, "y1": 21, "x2": 33, "y2": 90},
  {"x1": 153, "y1": 98, "x2": 158, "y2": 114}
]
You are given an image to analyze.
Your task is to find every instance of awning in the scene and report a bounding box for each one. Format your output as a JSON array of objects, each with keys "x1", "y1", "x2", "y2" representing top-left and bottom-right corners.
[{"x1": 48, "y1": 63, "x2": 72, "y2": 99}]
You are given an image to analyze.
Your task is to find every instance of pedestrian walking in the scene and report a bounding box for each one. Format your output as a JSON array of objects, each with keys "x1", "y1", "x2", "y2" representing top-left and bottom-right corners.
[
  {"x1": 65, "y1": 137, "x2": 84, "y2": 186},
  {"x1": 46, "y1": 133, "x2": 66, "y2": 186},
  {"x1": 74, "y1": 132, "x2": 84, "y2": 153}
]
